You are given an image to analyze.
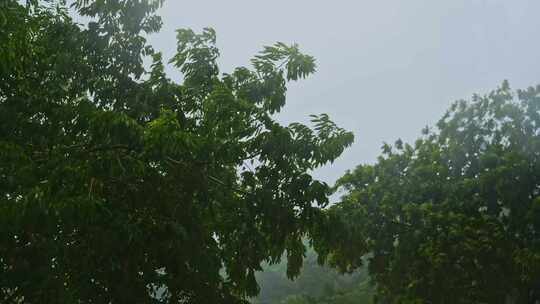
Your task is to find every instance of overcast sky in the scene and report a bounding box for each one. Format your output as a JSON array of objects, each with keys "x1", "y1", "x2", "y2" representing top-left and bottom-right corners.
[{"x1": 147, "y1": 0, "x2": 540, "y2": 185}]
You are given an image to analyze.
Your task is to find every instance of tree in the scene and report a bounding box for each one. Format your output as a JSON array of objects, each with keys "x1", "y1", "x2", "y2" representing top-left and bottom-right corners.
[
  {"x1": 255, "y1": 246, "x2": 373, "y2": 304},
  {"x1": 318, "y1": 81, "x2": 540, "y2": 303},
  {"x1": 0, "y1": 1, "x2": 353, "y2": 302}
]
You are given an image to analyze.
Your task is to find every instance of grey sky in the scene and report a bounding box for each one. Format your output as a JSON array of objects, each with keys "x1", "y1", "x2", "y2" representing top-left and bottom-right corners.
[{"x1": 148, "y1": 0, "x2": 540, "y2": 185}]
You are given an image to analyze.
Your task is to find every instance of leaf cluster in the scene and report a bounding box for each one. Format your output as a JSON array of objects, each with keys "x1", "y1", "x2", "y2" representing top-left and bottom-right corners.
[
  {"x1": 0, "y1": 1, "x2": 352, "y2": 303},
  {"x1": 322, "y1": 81, "x2": 540, "y2": 303}
]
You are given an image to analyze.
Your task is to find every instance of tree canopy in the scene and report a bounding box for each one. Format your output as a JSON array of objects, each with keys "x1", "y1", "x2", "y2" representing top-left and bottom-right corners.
[
  {"x1": 319, "y1": 81, "x2": 540, "y2": 303},
  {"x1": 254, "y1": 246, "x2": 373, "y2": 304},
  {"x1": 0, "y1": 1, "x2": 353, "y2": 302},
  {"x1": 4, "y1": 1, "x2": 540, "y2": 304}
]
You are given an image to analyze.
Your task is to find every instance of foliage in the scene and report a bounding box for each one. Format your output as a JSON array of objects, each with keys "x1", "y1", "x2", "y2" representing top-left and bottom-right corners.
[
  {"x1": 319, "y1": 81, "x2": 540, "y2": 303},
  {"x1": 254, "y1": 247, "x2": 373, "y2": 304},
  {"x1": 0, "y1": 1, "x2": 353, "y2": 302}
]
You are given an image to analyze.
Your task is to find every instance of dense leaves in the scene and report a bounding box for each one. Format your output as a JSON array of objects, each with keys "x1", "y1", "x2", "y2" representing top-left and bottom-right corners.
[
  {"x1": 321, "y1": 81, "x2": 540, "y2": 303},
  {"x1": 0, "y1": 1, "x2": 353, "y2": 302}
]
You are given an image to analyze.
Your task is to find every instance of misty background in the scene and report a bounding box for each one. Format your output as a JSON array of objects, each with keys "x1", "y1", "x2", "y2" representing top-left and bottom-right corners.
[{"x1": 147, "y1": 0, "x2": 540, "y2": 185}]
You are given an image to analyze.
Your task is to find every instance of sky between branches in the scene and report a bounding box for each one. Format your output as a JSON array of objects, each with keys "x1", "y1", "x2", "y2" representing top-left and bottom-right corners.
[{"x1": 147, "y1": 0, "x2": 540, "y2": 185}]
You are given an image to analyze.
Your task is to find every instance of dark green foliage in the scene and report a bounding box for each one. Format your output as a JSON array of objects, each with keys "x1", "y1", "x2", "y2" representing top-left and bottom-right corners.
[
  {"x1": 0, "y1": 1, "x2": 352, "y2": 302},
  {"x1": 320, "y1": 81, "x2": 540, "y2": 303}
]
